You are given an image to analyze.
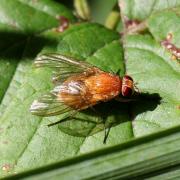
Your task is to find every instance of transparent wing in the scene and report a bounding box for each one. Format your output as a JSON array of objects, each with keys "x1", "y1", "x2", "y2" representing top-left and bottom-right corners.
[
  {"x1": 30, "y1": 93, "x2": 74, "y2": 116},
  {"x1": 34, "y1": 53, "x2": 94, "y2": 83},
  {"x1": 30, "y1": 82, "x2": 85, "y2": 117}
]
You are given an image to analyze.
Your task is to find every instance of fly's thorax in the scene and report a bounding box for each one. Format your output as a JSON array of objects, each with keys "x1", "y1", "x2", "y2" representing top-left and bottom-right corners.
[
  {"x1": 84, "y1": 72, "x2": 122, "y2": 102},
  {"x1": 122, "y1": 75, "x2": 134, "y2": 97}
]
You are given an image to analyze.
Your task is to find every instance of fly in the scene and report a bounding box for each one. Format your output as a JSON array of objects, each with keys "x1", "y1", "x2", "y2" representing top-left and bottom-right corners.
[{"x1": 30, "y1": 54, "x2": 136, "y2": 143}]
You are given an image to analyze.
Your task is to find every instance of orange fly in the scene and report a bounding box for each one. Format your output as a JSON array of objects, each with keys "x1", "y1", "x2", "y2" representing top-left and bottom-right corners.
[{"x1": 30, "y1": 54, "x2": 135, "y2": 140}]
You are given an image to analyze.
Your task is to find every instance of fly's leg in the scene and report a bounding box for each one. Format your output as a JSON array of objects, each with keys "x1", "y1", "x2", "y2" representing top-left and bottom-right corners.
[
  {"x1": 103, "y1": 124, "x2": 112, "y2": 144},
  {"x1": 90, "y1": 106, "x2": 111, "y2": 144}
]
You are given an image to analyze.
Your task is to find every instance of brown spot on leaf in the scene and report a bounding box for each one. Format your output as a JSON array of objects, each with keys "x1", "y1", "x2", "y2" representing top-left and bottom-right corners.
[
  {"x1": 161, "y1": 33, "x2": 180, "y2": 61},
  {"x1": 2, "y1": 164, "x2": 12, "y2": 172},
  {"x1": 124, "y1": 17, "x2": 141, "y2": 30},
  {"x1": 55, "y1": 16, "x2": 69, "y2": 32},
  {"x1": 128, "y1": 20, "x2": 140, "y2": 29},
  {"x1": 121, "y1": 16, "x2": 146, "y2": 35}
]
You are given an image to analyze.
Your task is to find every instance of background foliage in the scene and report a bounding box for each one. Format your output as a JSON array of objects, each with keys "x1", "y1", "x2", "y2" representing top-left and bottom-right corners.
[{"x1": 0, "y1": 0, "x2": 179, "y2": 178}]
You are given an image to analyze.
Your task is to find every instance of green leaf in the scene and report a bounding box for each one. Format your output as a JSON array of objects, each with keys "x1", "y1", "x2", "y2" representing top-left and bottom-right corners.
[
  {"x1": 119, "y1": 2, "x2": 180, "y2": 137},
  {"x1": 5, "y1": 126, "x2": 180, "y2": 179},
  {"x1": 1, "y1": 1, "x2": 180, "y2": 179},
  {"x1": 119, "y1": 0, "x2": 180, "y2": 20},
  {"x1": 124, "y1": 34, "x2": 180, "y2": 137},
  {"x1": 147, "y1": 6, "x2": 180, "y2": 43},
  {"x1": 122, "y1": 7, "x2": 180, "y2": 137},
  {"x1": 90, "y1": 0, "x2": 117, "y2": 24},
  {"x1": 0, "y1": 0, "x2": 75, "y2": 33},
  {"x1": 147, "y1": 166, "x2": 180, "y2": 180},
  {"x1": 0, "y1": 22, "x2": 134, "y2": 177},
  {"x1": 0, "y1": 0, "x2": 77, "y2": 177},
  {"x1": 0, "y1": 0, "x2": 75, "y2": 111}
]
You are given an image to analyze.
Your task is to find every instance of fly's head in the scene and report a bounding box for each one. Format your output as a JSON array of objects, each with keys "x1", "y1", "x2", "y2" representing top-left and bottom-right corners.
[{"x1": 122, "y1": 75, "x2": 135, "y2": 97}]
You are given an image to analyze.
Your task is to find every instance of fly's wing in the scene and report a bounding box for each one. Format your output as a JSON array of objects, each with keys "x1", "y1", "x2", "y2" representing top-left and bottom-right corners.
[
  {"x1": 30, "y1": 82, "x2": 85, "y2": 117},
  {"x1": 34, "y1": 53, "x2": 94, "y2": 83},
  {"x1": 30, "y1": 93, "x2": 73, "y2": 116}
]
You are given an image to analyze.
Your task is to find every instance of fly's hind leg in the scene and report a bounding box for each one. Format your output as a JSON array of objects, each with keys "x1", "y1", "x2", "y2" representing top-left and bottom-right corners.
[
  {"x1": 90, "y1": 106, "x2": 111, "y2": 144},
  {"x1": 103, "y1": 124, "x2": 112, "y2": 144}
]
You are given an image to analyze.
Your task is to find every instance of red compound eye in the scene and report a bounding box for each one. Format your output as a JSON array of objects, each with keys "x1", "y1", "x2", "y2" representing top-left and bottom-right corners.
[
  {"x1": 122, "y1": 75, "x2": 134, "y2": 97},
  {"x1": 123, "y1": 75, "x2": 133, "y2": 81}
]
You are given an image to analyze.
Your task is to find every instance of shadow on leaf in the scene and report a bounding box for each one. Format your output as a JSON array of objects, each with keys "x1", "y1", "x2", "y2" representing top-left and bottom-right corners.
[
  {"x1": 0, "y1": 31, "x2": 57, "y2": 59},
  {"x1": 57, "y1": 92, "x2": 162, "y2": 141}
]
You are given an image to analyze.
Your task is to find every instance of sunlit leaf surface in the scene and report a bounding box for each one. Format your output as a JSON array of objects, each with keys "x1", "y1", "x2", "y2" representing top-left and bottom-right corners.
[{"x1": 0, "y1": 0, "x2": 180, "y2": 178}]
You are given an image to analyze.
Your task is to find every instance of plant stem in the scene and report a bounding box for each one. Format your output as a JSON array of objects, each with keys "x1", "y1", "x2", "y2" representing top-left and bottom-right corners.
[
  {"x1": 105, "y1": 10, "x2": 120, "y2": 30},
  {"x1": 74, "y1": 0, "x2": 91, "y2": 20}
]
